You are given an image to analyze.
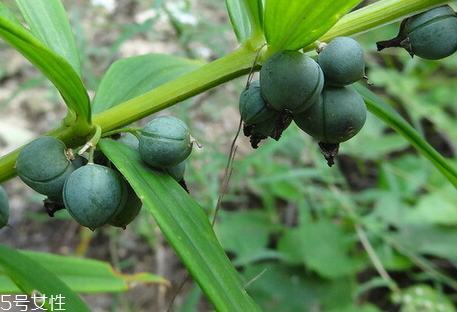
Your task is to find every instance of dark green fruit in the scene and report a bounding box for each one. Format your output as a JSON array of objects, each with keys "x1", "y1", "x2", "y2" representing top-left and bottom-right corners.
[
  {"x1": 16, "y1": 136, "x2": 74, "y2": 197},
  {"x1": 165, "y1": 160, "x2": 186, "y2": 182},
  {"x1": 377, "y1": 5, "x2": 457, "y2": 60},
  {"x1": 139, "y1": 116, "x2": 193, "y2": 169},
  {"x1": 260, "y1": 50, "x2": 324, "y2": 113},
  {"x1": 294, "y1": 86, "x2": 367, "y2": 144},
  {"x1": 407, "y1": 5, "x2": 457, "y2": 60},
  {"x1": 109, "y1": 180, "x2": 142, "y2": 229},
  {"x1": 317, "y1": 37, "x2": 365, "y2": 86},
  {"x1": 63, "y1": 164, "x2": 127, "y2": 230},
  {"x1": 117, "y1": 132, "x2": 139, "y2": 150},
  {"x1": 0, "y1": 186, "x2": 9, "y2": 229},
  {"x1": 239, "y1": 80, "x2": 276, "y2": 124}
]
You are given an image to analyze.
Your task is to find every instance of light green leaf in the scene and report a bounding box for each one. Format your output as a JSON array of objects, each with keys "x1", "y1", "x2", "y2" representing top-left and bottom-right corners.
[
  {"x1": 0, "y1": 251, "x2": 167, "y2": 293},
  {"x1": 354, "y1": 83, "x2": 457, "y2": 189},
  {"x1": 0, "y1": 3, "x2": 90, "y2": 124},
  {"x1": 98, "y1": 139, "x2": 262, "y2": 312},
  {"x1": 264, "y1": 0, "x2": 363, "y2": 51},
  {"x1": 91, "y1": 54, "x2": 202, "y2": 114},
  {"x1": 0, "y1": 243, "x2": 91, "y2": 311},
  {"x1": 393, "y1": 284, "x2": 456, "y2": 312},
  {"x1": 16, "y1": 0, "x2": 82, "y2": 75},
  {"x1": 225, "y1": 0, "x2": 263, "y2": 42}
]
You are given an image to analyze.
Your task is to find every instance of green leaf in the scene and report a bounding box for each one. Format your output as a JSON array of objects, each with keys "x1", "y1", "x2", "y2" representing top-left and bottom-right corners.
[
  {"x1": 278, "y1": 219, "x2": 366, "y2": 278},
  {"x1": 393, "y1": 284, "x2": 456, "y2": 312},
  {"x1": 91, "y1": 54, "x2": 202, "y2": 114},
  {"x1": 16, "y1": 0, "x2": 82, "y2": 75},
  {"x1": 0, "y1": 3, "x2": 90, "y2": 124},
  {"x1": 354, "y1": 83, "x2": 457, "y2": 189},
  {"x1": 98, "y1": 139, "x2": 262, "y2": 312},
  {"x1": 225, "y1": 0, "x2": 263, "y2": 42},
  {"x1": 264, "y1": 0, "x2": 363, "y2": 51},
  {"x1": 0, "y1": 251, "x2": 167, "y2": 293},
  {"x1": 0, "y1": 243, "x2": 91, "y2": 311}
]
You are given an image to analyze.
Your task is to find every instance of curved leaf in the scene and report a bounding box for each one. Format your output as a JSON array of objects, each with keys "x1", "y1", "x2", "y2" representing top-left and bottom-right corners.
[
  {"x1": 91, "y1": 54, "x2": 202, "y2": 114},
  {"x1": 225, "y1": 0, "x2": 263, "y2": 42},
  {"x1": 0, "y1": 251, "x2": 167, "y2": 293},
  {"x1": 0, "y1": 243, "x2": 91, "y2": 311},
  {"x1": 16, "y1": 0, "x2": 82, "y2": 75},
  {"x1": 98, "y1": 139, "x2": 262, "y2": 312},
  {"x1": 0, "y1": 3, "x2": 90, "y2": 123},
  {"x1": 264, "y1": 0, "x2": 363, "y2": 51},
  {"x1": 354, "y1": 83, "x2": 457, "y2": 189}
]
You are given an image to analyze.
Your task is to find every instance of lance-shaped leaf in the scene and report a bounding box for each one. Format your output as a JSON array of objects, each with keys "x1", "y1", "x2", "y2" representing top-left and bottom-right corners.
[
  {"x1": 98, "y1": 139, "x2": 262, "y2": 312},
  {"x1": 16, "y1": 0, "x2": 82, "y2": 75},
  {"x1": 0, "y1": 243, "x2": 91, "y2": 311},
  {"x1": 354, "y1": 83, "x2": 457, "y2": 189},
  {"x1": 0, "y1": 250, "x2": 167, "y2": 293},
  {"x1": 91, "y1": 54, "x2": 202, "y2": 114},
  {"x1": 264, "y1": 0, "x2": 363, "y2": 51},
  {"x1": 0, "y1": 3, "x2": 90, "y2": 123},
  {"x1": 225, "y1": 0, "x2": 264, "y2": 42}
]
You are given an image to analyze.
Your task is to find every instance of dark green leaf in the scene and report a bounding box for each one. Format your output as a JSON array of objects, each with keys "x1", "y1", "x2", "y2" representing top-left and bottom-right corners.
[
  {"x1": 16, "y1": 0, "x2": 82, "y2": 75},
  {"x1": 91, "y1": 54, "x2": 202, "y2": 114},
  {"x1": 98, "y1": 139, "x2": 262, "y2": 312},
  {"x1": 264, "y1": 0, "x2": 362, "y2": 50},
  {"x1": 0, "y1": 243, "x2": 91, "y2": 311},
  {"x1": 0, "y1": 3, "x2": 90, "y2": 123}
]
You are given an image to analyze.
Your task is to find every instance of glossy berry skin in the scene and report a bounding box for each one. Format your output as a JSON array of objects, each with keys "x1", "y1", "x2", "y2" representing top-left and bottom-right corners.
[
  {"x1": 317, "y1": 37, "x2": 365, "y2": 86},
  {"x1": 406, "y1": 5, "x2": 457, "y2": 60},
  {"x1": 0, "y1": 186, "x2": 9, "y2": 229},
  {"x1": 139, "y1": 116, "x2": 193, "y2": 169},
  {"x1": 16, "y1": 136, "x2": 75, "y2": 197},
  {"x1": 260, "y1": 50, "x2": 324, "y2": 114},
  {"x1": 63, "y1": 164, "x2": 127, "y2": 230},
  {"x1": 294, "y1": 86, "x2": 367, "y2": 144},
  {"x1": 239, "y1": 80, "x2": 276, "y2": 124}
]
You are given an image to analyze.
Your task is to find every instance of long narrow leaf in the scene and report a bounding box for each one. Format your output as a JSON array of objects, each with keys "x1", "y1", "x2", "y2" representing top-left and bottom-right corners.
[
  {"x1": 92, "y1": 54, "x2": 202, "y2": 114},
  {"x1": 16, "y1": 0, "x2": 82, "y2": 75},
  {"x1": 0, "y1": 3, "x2": 90, "y2": 123},
  {"x1": 0, "y1": 244, "x2": 91, "y2": 311},
  {"x1": 0, "y1": 251, "x2": 167, "y2": 293},
  {"x1": 99, "y1": 139, "x2": 262, "y2": 312},
  {"x1": 354, "y1": 83, "x2": 457, "y2": 189},
  {"x1": 264, "y1": 0, "x2": 363, "y2": 51},
  {"x1": 225, "y1": 0, "x2": 263, "y2": 42}
]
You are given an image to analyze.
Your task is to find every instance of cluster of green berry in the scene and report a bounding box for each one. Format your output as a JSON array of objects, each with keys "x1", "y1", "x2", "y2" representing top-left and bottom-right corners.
[
  {"x1": 240, "y1": 36, "x2": 367, "y2": 166},
  {"x1": 12, "y1": 115, "x2": 193, "y2": 230}
]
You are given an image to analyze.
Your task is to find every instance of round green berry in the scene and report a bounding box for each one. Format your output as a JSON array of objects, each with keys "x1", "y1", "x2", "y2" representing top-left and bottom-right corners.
[{"x1": 139, "y1": 116, "x2": 193, "y2": 169}]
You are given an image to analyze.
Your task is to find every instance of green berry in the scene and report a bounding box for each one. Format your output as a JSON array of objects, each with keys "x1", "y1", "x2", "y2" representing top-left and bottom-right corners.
[
  {"x1": 406, "y1": 5, "x2": 457, "y2": 60},
  {"x1": 0, "y1": 186, "x2": 9, "y2": 229},
  {"x1": 63, "y1": 164, "x2": 127, "y2": 230},
  {"x1": 16, "y1": 137, "x2": 75, "y2": 197},
  {"x1": 259, "y1": 50, "x2": 324, "y2": 113},
  {"x1": 109, "y1": 179, "x2": 142, "y2": 229},
  {"x1": 317, "y1": 37, "x2": 365, "y2": 86},
  {"x1": 294, "y1": 86, "x2": 367, "y2": 144},
  {"x1": 139, "y1": 116, "x2": 193, "y2": 169},
  {"x1": 239, "y1": 80, "x2": 276, "y2": 124}
]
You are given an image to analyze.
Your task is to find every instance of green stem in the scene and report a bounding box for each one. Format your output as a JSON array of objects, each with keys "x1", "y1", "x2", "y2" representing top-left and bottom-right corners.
[
  {"x1": 304, "y1": 0, "x2": 452, "y2": 50},
  {"x1": 92, "y1": 42, "x2": 261, "y2": 133}
]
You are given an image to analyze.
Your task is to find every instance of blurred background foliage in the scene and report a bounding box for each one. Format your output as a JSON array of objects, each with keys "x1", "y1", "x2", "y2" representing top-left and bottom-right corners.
[{"x1": 1, "y1": 0, "x2": 457, "y2": 311}]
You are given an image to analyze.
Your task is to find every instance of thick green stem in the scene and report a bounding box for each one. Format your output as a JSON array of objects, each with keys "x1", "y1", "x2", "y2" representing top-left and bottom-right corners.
[
  {"x1": 0, "y1": 42, "x2": 260, "y2": 183},
  {"x1": 304, "y1": 0, "x2": 451, "y2": 50},
  {"x1": 92, "y1": 43, "x2": 261, "y2": 132}
]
